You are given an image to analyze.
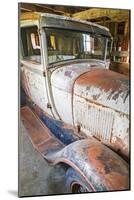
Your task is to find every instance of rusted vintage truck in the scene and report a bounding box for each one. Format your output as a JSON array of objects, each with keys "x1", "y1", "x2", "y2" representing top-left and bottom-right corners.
[{"x1": 20, "y1": 12, "x2": 129, "y2": 193}]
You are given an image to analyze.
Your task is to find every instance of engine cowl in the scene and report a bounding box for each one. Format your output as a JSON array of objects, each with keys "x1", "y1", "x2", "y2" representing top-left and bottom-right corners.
[{"x1": 73, "y1": 68, "x2": 129, "y2": 158}]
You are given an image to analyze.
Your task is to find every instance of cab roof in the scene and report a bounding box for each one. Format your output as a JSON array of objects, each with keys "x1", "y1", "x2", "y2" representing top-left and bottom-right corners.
[{"x1": 20, "y1": 12, "x2": 111, "y2": 37}]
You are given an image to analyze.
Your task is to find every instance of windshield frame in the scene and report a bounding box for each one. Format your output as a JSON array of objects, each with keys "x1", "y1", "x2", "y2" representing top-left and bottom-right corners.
[{"x1": 43, "y1": 27, "x2": 111, "y2": 68}]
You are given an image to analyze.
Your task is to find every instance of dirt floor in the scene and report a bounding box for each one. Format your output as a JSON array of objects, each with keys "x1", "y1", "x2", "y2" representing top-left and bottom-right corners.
[{"x1": 19, "y1": 121, "x2": 67, "y2": 197}]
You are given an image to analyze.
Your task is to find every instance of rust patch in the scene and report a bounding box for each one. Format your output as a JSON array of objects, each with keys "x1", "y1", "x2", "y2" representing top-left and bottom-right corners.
[
  {"x1": 21, "y1": 106, "x2": 51, "y2": 145},
  {"x1": 75, "y1": 68, "x2": 129, "y2": 95},
  {"x1": 38, "y1": 137, "x2": 64, "y2": 155},
  {"x1": 21, "y1": 106, "x2": 64, "y2": 155},
  {"x1": 64, "y1": 70, "x2": 72, "y2": 78},
  {"x1": 105, "y1": 172, "x2": 129, "y2": 190},
  {"x1": 87, "y1": 145, "x2": 107, "y2": 174},
  {"x1": 110, "y1": 136, "x2": 129, "y2": 159},
  {"x1": 87, "y1": 144, "x2": 129, "y2": 190}
]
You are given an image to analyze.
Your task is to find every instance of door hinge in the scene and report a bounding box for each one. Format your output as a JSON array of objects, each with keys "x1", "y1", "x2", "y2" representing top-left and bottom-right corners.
[
  {"x1": 43, "y1": 71, "x2": 46, "y2": 77},
  {"x1": 47, "y1": 103, "x2": 52, "y2": 109}
]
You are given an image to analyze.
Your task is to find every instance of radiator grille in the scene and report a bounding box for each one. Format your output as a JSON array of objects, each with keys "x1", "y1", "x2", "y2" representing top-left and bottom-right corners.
[{"x1": 74, "y1": 99, "x2": 114, "y2": 142}]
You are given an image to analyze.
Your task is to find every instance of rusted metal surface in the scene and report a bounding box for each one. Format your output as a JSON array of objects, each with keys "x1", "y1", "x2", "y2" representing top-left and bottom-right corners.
[
  {"x1": 20, "y1": 12, "x2": 129, "y2": 192},
  {"x1": 51, "y1": 62, "x2": 91, "y2": 93},
  {"x1": 28, "y1": 100, "x2": 87, "y2": 140},
  {"x1": 21, "y1": 106, "x2": 129, "y2": 192},
  {"x1": 30, "y1": 102, "x2": 83, "y2": 144},
  {"x1": 21, "y1": 64, "x2": 53, "y2": 117},
  {"x1": 21, "y1": 62, "x2": 129, "y2": 158},
  {"x1": 51, "y1": 62, "x2": 106, "y2": 124},
  {"x1": 21, "y1": 106, "x2": 64, "y2": 155},
  {"x1": 104, "y1": 136, "x2": 129, "y2": 161},
  {"x1": 74, "y1": 68, "x2": 129, "y2": 114},
  {"x1": 73, "y1": 68, "x2": 129, "y2": 158},
  {"x1": 46, "y1": 139, "x2": 129, "y2": 192}
]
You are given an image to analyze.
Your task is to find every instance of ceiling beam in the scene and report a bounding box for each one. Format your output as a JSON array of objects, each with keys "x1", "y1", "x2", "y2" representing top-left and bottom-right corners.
[
  {"x1": 20, "y1": 3, "x2": 70, "y2": 15},
  {"x1": 72, "y1": 8, "x2": 129, "y2": 22},
  {"x1": 96, "y1": 19, "x2": 129, "y2": 26},
  {"x1": 35, "y1": 4, "x2": 71, "y2": 16}
]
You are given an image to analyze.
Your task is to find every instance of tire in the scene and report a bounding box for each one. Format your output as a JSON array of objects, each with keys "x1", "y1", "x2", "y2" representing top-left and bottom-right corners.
[{"x1": 65, "y1": 168, "x2": 93, "y2": 193}]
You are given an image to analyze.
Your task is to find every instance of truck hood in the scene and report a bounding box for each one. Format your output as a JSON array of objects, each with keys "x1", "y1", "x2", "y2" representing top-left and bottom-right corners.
[
  {"x1": 51, "y1": 62, "x2": 129, "y2": 115},
  {"x1": 51, "y1": 61, "x2": 105, "y2": 93},
  {"x1": 74, "y1": 68, "x2": 129, "y2": 115}
]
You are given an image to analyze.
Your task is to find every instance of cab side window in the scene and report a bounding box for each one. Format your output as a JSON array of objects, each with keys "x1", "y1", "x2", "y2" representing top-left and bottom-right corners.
[
  {"x1": 106, "y1": 39, "x2": 112, "y2": 60},
  {"x1": 21, "y1": 26, "x2": 41, "y2": 63}
]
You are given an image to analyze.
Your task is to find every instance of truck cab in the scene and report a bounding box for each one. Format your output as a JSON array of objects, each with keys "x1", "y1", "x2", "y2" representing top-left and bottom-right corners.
[{"x1": 20, "y1": 12, "x2": 129, "y2": 193}]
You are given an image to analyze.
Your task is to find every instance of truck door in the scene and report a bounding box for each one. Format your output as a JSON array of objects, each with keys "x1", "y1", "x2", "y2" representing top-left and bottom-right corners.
[{"x1": 20, "y1": 26, "x2": 53, "y2": 117}]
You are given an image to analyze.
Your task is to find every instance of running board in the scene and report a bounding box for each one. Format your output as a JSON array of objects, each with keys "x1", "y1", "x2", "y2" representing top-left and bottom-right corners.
[{"x1": 21, "y1": 106, "x2": 65, "y2": 159}]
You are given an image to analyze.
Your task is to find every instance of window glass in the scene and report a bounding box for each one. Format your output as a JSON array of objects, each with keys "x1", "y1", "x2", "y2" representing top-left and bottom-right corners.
[
  {"x1": 21, "y1": 26, "x2": 41, "y2": 63},
  {"x1": 106, "y1": 38, "x2": 112, "y2": 59},
  {"x1": 45, "y1": 28, "x2": 107, "y2": 65}
]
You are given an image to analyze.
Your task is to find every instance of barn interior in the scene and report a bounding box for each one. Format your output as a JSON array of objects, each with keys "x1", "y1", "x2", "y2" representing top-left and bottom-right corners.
[
  {"x1": 19, "y1": 3, "x2": 130, "y2": 197},
  {"x1": 20, "y1": 3, "x2": 130, "y2": 76}
]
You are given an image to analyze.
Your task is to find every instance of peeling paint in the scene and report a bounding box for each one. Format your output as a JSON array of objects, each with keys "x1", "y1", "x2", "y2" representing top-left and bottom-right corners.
[
  {"x1": 21, "y1": 12, "x2": 130, "y2": 192},
  {"x1": 73, "y1": 68, "x2": 129, "y2": 157}
]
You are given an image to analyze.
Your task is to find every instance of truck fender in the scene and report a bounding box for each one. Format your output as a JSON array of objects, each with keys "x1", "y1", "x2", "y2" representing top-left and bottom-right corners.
[{"x1": 46, "y1": 138, "x2": 129, "y2": 192}]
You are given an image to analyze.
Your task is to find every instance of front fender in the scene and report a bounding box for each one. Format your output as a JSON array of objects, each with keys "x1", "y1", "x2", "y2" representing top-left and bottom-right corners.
[{"x1": 46, "y1": 138, "x2": 129, "y2": 192}]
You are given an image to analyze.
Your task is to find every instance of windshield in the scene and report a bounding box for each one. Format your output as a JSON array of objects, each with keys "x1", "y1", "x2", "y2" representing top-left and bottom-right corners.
[{"x1": 45, "y1": 28, "x2": 108, "y2": 65}]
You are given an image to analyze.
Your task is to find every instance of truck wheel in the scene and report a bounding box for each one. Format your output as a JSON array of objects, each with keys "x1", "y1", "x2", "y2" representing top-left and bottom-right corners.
[{"x1": 65, "y1": 168, "x2": 93, "y2": 193}]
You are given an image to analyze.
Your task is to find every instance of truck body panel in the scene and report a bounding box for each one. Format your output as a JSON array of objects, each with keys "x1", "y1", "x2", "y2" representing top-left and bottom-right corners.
[{"x1": 20, "y1": 12, "x2": 130, "y2": 192}]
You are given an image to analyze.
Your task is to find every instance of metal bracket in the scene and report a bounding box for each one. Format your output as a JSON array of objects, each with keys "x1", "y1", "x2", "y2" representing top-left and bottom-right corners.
[
  {"x1": 47, "y1": 103, "x2": 52, "y2": 109},
  {"x1": 76, "y1": 125, "x2": 81, "y2": 133},
  {"x1": 43, "y1": 71, "x2": 46, "y2": 77}
]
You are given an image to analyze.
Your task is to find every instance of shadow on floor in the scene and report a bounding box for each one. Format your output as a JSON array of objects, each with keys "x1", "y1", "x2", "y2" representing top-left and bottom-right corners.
[{"x1": 19, "y1": 121, "x2": 67, "y2": 197}]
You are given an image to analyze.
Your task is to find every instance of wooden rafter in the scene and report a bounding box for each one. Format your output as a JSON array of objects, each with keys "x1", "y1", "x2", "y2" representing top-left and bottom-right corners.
[
  {"x1": 20, "y1": 3, "x2": 88, "y2": 16},
  {"x1": 73, "y1": 8, "x2": 129, "y2": 22},
  {"x1": 20, "y1": 3, "x2": 70, "y2": 15}
]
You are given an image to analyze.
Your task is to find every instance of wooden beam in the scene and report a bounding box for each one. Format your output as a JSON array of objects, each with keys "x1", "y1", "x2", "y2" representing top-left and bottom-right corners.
[
  {"x1": 97, "y1": 19, "x2": 128, "y2": 25},
  {"x1": 124, "y1": 21, "x2": 129, "y2": 37},
  {"x1": 73, "y1": 8, "x2": 129, "y2": 22},
  {"x1": 20, "y1": 3, "x2": 38, "y2": 12},
  {"x1": 20, "y1": 3, "x2": 69, "y2": 15},
  {"x1": 36, "y1": 4, "x2": 71, "y2": 16}
]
